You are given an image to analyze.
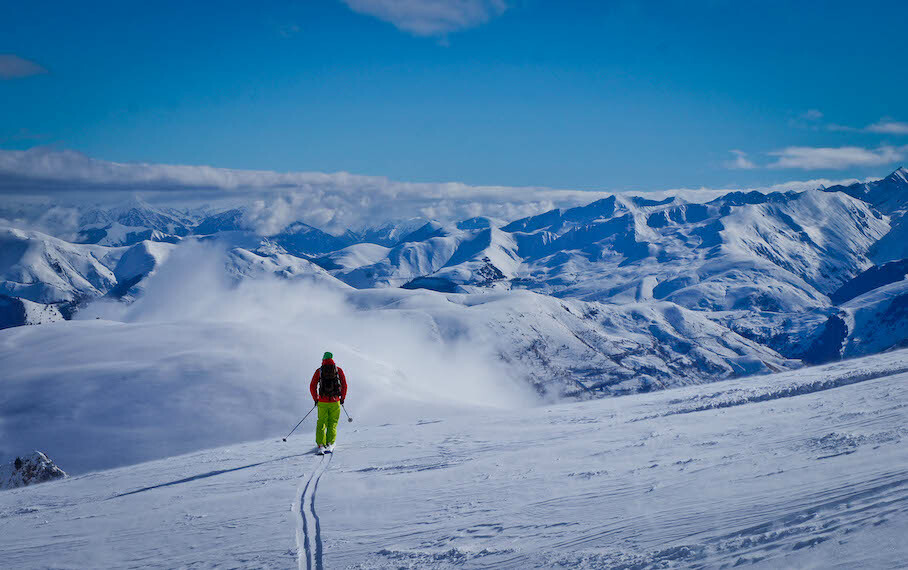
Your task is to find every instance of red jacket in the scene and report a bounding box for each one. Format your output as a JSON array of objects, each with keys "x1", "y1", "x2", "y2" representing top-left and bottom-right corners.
[{"x1": 310, "y1": 359, "x2": 348, "y2": 403}]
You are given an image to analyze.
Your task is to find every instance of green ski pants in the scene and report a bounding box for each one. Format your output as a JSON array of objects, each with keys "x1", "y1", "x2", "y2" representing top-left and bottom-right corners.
[{"x1": 316, "y1": 401, "x2": 341, "y2": 446}]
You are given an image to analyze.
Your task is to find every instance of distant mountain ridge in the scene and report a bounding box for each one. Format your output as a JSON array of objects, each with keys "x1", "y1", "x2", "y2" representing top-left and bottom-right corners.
[
  {"x1": 824, "y1": 166, "x2": 908, "y2": 217},
  {"x1": 2, "y1": 167, "x2": 907, "y2": 393}
]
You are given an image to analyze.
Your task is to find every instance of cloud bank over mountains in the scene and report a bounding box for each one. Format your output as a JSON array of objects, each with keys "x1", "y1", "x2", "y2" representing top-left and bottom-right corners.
[
  {"x1": 0, "y1": 148, "x2": 870, "y2": 237},
  {"x1": 0, "y1": 148, "x2": 607, "y2": 235}
]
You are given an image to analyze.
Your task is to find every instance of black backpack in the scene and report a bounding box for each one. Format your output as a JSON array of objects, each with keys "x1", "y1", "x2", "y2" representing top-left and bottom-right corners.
[{"x1": 318, "y1": 363, "x2": 342, "y2": 398}]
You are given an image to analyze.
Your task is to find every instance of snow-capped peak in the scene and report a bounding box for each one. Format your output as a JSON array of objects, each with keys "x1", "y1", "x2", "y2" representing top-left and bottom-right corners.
[{"x1": 888, "y1": 166, "x2": 908, "y2": 184}]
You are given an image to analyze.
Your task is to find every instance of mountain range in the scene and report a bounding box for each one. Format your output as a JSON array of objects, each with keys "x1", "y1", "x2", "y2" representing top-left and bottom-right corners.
[{"x1": 2, "y1": 167, "x2": 907, "y2": 398}]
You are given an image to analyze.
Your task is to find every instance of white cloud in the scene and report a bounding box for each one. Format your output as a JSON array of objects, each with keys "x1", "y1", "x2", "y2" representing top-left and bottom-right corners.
[
  {"x1": 725, "y1": 150, "x2": 757, "y2": 170},
  {"x1": 340, "y1": 0, "x2": 506, "y2": 36},
  {"x1": 824, "y1": 118, "x2": 908, "y2": 135},
  {"x1": 866, "y1": 121, "x2": 908, "y2": 135},
  {"x1": 767, "y1": 145, "x2": 908, "y2": 170},
  {"x1": 0, "y1": 54, "x2": 47, "y2": 79}
]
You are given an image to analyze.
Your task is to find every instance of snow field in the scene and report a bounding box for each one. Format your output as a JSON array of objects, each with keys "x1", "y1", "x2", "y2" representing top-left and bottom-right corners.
[
  {"x1": 0, "y1": 244, "x2": 536, "y2": 474},
  {"x1": 1, "y1": 349, "x2": 905, "y2": 568}
]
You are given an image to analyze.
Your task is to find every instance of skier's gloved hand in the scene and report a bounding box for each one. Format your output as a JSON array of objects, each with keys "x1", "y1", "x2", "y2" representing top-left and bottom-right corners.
[
  {"x1": 340, "y1": 398, "x2": 345, "y2": 405},
  {"x1": 313, "y1": 399, "x2": 319, "y2": 406}
]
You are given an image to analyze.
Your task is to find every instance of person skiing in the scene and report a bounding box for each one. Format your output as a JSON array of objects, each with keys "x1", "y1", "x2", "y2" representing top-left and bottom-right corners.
[{"x1": 310, "y1": 351, "x2": 348, "y2": 454}]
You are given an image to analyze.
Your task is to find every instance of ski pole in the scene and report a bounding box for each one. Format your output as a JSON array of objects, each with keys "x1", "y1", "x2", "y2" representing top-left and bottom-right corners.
[
  {"x1": 341, "y1": 403, "x2": 353, "y2": 423},
  {"x1": 282, "y1": 404, "x2": 316, "y2": 442}
]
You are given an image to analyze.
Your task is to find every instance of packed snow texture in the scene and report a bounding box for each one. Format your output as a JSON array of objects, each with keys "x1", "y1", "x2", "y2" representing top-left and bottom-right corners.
[{"x1": 0, "y1": 350, "x2": 905, "y2": 568}]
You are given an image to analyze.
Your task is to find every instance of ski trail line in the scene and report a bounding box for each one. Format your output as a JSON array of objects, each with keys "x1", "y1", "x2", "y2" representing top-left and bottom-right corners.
[
  {"x1": 312, "y1": 454, "x2": 333, "y2": 570},
  {"x1": 295, "y1": 454, "x2": 333, "y2": 570}
]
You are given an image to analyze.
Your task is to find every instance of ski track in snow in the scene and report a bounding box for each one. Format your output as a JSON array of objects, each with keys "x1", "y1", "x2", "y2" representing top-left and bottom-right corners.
[{"x1": 296, "y1": 453, "x2": 332, "y2": 570}]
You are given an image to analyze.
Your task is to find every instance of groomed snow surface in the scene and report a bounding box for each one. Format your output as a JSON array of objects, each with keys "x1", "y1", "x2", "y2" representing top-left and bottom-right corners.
[{"x1": 1, "y1": 349, "x2": 906, "y2": 569}]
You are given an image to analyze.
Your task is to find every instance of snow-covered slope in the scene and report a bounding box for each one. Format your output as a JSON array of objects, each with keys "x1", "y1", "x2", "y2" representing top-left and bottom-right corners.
[
  {"x1": 1, "y1": 350, "x2": 905, "y2": 568},
  {"x1": 0, "y1": 295, "x2": 65, "y2": 330},
  {"x1": 0, "y1": 318, "x2": 344, "y2": 473},
  {"x1": 77, "y1": 221, "x2": 183, "y2": 248},
  {"x1": 0, "y1": 227, "x2": 119, "y2": 304},
  {"x1": 313, "y1": 243, "x2": 392, "y2": 272},
  {"x1": 401, "y1": 226, "x2": 522, "y2": 293},
  {"x1": 0, "y1": 263, "x2": 792, "y2": 475},
  {"x1": 825, "y1": 166, "x2": 908, "y2": 264},
  {"x1": 332, "y1": 223, "x2": 471, "y2": 289},
  {"x1": 106, "y1": 241, "x2": 177, "y2": 300},
  {"x1": 841, "y1": 279, "x2": 908, "y2": 355},
  {"x1": 0, "y1": 253, "x2": 538, "y2": 473},
  {"x1": 830, "y1": 258, "x2": 908, "y2": 304},
  {"x1": 108, "y1": 200, "x2": 194, "y2": 236},
  {"x1": 192, "y1": 208, "x2": 246, "y2": 235},
  {"x1": 500, "y1": 190, "x2": 887, "y2": 312},
  {"x1": 348, "y1": 217, "x2": 431, "y2": 247},
  {"x1": 807, "y1": 279, "x2": 908, "y2": 362},
  {"x1": 0, "y1": 225, "x2": 183, "y2": 308},
  {"x1": 872, "y1": 221, "x2": 908, "y2": 265},
  {"x1": 272, "y1": 222, "x2": 349, "y2": 256},
  {"x1": 348, "y1": 288, "x2": 793, "y2": 397},
  {"x1": 226, "y1": 246, "x2": 351, "y2": 291},
  {"x1": 76, "y1": 199, "x2": 192, "y2": 246},
  {"x1": 826, "y1": 166, "x2": 908, "y2": 218}
]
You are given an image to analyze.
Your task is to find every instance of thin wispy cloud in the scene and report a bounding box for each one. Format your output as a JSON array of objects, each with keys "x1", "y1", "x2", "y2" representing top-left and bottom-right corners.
[
  {"x1": 823, "y1": 118, "x2": 908, "y2": 135},
  {"x1": 725, "y1": 150, "x2": 757, "y2": 170},
  {"x1": 768, "y1": 145, "x2": 907, "y2": 170},
  {"x1": 866, "y1": 121, "x2": 908, "y2": 135},
  {"x1": 0, "y1": 54, "x2": 47, "y2": 79},
  {"x1": 340, "y1": 0, "x2": 506, "y2": 37}
]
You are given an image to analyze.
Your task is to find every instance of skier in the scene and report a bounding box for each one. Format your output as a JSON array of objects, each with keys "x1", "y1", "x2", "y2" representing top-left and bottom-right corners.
[{"x1": 310, "y1": 351, "x2": 348, "y2": 454}]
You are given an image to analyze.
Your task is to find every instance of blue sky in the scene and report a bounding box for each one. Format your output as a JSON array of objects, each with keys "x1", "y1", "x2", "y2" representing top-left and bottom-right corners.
[{"x1": 2, "y1": 0, "x2": 907, "y2": 191}]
